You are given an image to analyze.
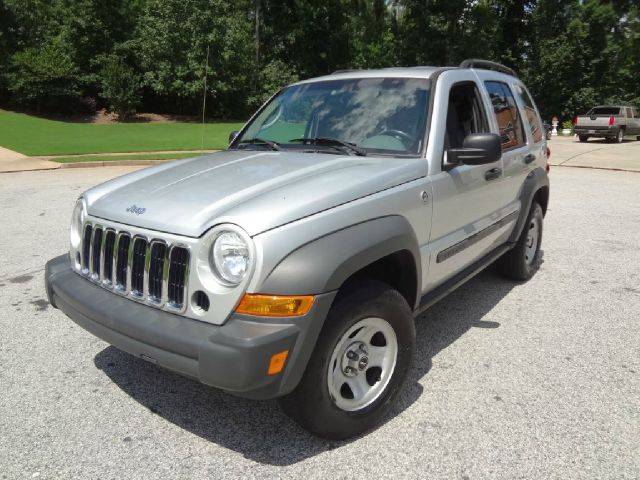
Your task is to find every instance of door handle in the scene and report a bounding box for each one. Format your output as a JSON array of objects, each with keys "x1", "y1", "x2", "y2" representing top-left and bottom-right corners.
[
  {"x1": 485, "y1": 167, "x2": 502, "y2": 181},
  {"x1": 524, "y1": 154, "x2": 536, "y2": 164}
]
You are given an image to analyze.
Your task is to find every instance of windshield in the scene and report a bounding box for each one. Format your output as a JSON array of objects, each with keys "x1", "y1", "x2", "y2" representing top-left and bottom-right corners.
[{"x1": 235, "y1": 77, "x2": 431, "y2": 156}]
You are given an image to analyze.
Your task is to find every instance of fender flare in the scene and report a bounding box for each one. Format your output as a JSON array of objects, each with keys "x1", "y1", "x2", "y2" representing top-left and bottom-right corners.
[
  {"x1": 509, "y1": 166, "x2": 550, "y2": 243},
  {"x1": 259, "y1": 215, "x2": 422, "y2": 308}
]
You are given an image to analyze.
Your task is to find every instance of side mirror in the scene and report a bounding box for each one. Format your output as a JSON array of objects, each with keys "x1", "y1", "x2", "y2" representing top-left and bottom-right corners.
[
  {"x1": 228, "y1": 130, "x2": 239, "y2": 144},
  {"x1": 447, "y1": 133, "x2": 502, "y2": 166}
]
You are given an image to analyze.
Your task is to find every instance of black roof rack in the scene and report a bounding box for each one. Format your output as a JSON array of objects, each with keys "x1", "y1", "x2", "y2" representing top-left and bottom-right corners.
[
  {"x1": 459, "y1": 59, "x2": 517, "y2": 78},
  {"x1": 332, "y1": 69, "x2": 359, "y2": 74}
]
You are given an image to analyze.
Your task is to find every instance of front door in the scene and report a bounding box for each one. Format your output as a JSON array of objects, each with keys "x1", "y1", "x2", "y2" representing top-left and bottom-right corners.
[{"x1": 424, "y1": 71, "x2": 512, "y2": 292}]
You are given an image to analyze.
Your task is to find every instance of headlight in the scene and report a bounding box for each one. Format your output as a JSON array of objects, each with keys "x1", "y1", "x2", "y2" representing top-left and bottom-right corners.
[
  {"x1": 70, "y1": 199, "x2": 85, "y2": 249},
  {"x1": 211, "y1": 230, "x2": 250, "y2": 285}
]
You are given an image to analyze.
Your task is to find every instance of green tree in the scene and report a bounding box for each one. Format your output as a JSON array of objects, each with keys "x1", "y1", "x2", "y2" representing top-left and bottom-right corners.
[
  {"x1": 6, "y1": 37, "x2": 80, "y2": 112},
  {"x1": 99, "y1": 54, "x2": 141, "y2": 119},
  {"x1": 134, "y1": 0, "x2": 255, "y2": 117}
]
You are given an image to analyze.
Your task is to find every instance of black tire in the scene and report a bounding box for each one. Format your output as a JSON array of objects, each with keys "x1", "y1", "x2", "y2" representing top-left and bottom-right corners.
[
  {"x1": 497, "y1": 202, "x2": 543, "y2": 281},
  {"x1": 616, "y1": 128, "x2": 624, "y2": 143},
  {"x1": 578, "y1": 135, "x2": 588, "y2": 143},
  {"x1": 279, "y1": 279, "x2": 415, "y2": 440},
  {"x1": 636, "y1": 136, "x2": 640, "y2": 142}
]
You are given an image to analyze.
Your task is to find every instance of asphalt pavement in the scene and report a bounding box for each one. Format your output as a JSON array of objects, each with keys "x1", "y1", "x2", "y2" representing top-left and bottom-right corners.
[
  {"x1": 547, "y1": 135, "x2": 640, "y2": 171},
  {"x1": 1, "y1": 166, "x2": 639, "y2": 479}
]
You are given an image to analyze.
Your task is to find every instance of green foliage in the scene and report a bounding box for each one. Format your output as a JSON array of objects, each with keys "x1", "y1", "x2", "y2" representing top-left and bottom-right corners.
[
  {"x1": 247, "y1": 60, "x2": 299, "y2": 109},
  {"x1": 99, "y1": 54, "x2": 141, "y2": 119},
  {"x1": 0, "y1": 0, "x2": 638, "y2": 120},
  {"x1": 6, "y1": 37, "x2": 80, "y2": 113},
  {"x1": 134, "y1": 0, "x2": 255, "y2": 117}
]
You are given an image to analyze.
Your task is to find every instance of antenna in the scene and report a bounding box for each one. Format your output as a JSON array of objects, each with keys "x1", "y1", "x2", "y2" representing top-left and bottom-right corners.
[{"x1": 201, "y1": 44, "x2": 210, "y2": 150}]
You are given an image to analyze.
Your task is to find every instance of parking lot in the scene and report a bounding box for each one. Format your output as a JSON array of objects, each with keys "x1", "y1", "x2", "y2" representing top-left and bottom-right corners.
[{"x1": 1, "y1": 150, "x2": 639, "y2": 478}]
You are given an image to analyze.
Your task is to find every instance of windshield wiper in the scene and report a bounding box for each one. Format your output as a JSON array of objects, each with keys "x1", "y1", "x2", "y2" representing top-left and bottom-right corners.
[
  {"x1": 236, "y1": 137, "x2": 282, "y2": 151},
  {"x1": 289, "y1": 137, "x2": 367, "y2": 156}
]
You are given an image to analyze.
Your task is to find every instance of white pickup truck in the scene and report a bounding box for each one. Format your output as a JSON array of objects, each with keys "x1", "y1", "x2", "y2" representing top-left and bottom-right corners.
[{"x1": 573, "y1": 105, "x2": 640, "y2": 143}]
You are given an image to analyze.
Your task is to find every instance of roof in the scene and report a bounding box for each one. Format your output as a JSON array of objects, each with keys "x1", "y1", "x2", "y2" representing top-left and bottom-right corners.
[{"x1": 293, "y1": 66, "x2": 444, "y2": 85}]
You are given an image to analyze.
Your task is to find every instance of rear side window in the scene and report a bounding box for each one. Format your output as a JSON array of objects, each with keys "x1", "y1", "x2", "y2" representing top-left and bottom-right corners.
[
  {"x1": 513, "y1": 84, "x2": 543, "y2": 143},
  {"x1": 484, "y1": 81, "x2": 526, "y2": 150}
]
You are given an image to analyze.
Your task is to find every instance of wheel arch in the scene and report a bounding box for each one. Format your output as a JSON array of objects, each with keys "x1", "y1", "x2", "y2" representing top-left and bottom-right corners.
[
  {"x1": 509, "y1": 167, "x2": 550, "y2": 243},
  {"x1": 258, "y1": 215, "x2": 422, "y2": 310}
]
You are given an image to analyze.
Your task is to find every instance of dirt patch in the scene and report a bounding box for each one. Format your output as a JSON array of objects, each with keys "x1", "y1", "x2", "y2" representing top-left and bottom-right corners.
[
  {"x1": 8, "y1": 274, "x2": 33, "y2": 284},
  {"x1": 31, "y1": 299, "x2": 50, "y2": 311},
  {"x1": 31, "y1": 109, "x2": 203, "y2": 124}
]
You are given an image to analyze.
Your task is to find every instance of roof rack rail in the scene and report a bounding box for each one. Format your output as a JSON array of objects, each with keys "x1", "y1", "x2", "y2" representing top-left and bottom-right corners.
[
  {"x1": 459, "y1": 59, "x2": 517, "y2": 78},
  {"x1": 332, "y1": 69, "x2": 359, "y2": 74}
]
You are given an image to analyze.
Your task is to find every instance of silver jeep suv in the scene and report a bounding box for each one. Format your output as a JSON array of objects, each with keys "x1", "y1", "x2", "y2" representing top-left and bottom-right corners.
[{"x1": 45, "y1": 59, "x2": 549, "y2": 439}]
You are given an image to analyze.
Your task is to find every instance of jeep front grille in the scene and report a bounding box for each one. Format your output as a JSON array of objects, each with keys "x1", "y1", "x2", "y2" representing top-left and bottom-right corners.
[{"x1": 78, "y1": 221, "x2": 190, "y2": 311}]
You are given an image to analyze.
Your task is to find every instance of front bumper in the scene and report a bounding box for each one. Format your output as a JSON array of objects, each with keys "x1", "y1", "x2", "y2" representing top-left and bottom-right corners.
[{"x1": 45, "y1": 254, "x2": 335, "y2": 399}]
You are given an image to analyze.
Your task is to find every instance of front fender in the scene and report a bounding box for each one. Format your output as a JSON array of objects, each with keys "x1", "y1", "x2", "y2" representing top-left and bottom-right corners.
[{"x1": 259, "y1": 215, "x2": 421, "y2": 304}]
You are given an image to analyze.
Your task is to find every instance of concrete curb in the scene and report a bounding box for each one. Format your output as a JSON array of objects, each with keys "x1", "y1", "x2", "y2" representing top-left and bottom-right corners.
[{"x1": 58, "y1": 159, "x2": 174, "y2": 169}]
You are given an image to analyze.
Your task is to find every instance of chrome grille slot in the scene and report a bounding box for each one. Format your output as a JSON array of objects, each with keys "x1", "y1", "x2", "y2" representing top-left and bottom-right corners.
[
  {"x1": 168, "y1": 247, "x2": 189, "y2": 308},
  {"x1": 82, "y1": 224, "x2": 93, "y2": 272},
  {"x1": 115, "y1": 233, "x2": 131, "y2": 289},
  {"x1": 130, "y1": 237, "x2": 147, "y2": 296},
  {"x1": 91, "y1": 227, "x2": 103, "y2": 278},
  {"x1": 102, "y1": 230, "x2": 116, "y2": 284},
  {"x1": 77, "y1": 221, "x2": 190, "y2": 313},
  {"x1": 148, "y1": 242, "x2": 167, "y2": 302}
]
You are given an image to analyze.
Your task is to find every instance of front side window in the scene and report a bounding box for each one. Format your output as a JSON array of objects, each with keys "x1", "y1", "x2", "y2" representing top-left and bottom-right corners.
[
  {"x1": 236, "y1": 78, "x2": 431, "y2": 156},
  {"x1": 484, "y1": 81, "x2": 526, "y2": 151},
  {"x1": 513, "y1": 84, "x2": 543, "y2": 143},
  {"x1": 444, "y1": 81, "x2": 489, "y2": 150}
]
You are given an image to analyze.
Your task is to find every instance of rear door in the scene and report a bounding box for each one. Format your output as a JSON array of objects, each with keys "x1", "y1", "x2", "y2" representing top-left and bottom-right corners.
[
  {"x1": 475, "y1": 73, "x2": 536, "y2": 230},
  {"x1": 424, "y1": 70, "x2": 513, "y2": 292}
]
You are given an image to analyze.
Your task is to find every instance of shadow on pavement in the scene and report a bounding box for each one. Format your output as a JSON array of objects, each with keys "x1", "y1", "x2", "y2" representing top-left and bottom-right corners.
[{"x1": 94, "y1": 266, "x2": 518, "y2": 466}]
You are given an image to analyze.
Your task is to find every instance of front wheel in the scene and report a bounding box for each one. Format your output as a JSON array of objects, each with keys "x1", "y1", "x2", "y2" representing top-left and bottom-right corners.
[
  {"x1": 497, "y1": 202, "x2": 543, "y2": 281},
  {"x1": 280, "y1": 280, "x2": 415, "y2": 439}
]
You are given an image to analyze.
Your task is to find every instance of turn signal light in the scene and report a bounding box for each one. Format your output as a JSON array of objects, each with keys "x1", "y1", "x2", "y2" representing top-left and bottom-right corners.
[
  {"x1": 235, "y1": 294, "x2": 315, "y2": 317},
  {"x1": 268, "y1": 350, "x2": 289, "y2": 376}
]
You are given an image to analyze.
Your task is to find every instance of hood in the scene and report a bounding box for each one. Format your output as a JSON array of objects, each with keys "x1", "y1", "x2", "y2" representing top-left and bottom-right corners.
[{"x1": 84, "y1": 150, "x2": 426, "y2": 237}]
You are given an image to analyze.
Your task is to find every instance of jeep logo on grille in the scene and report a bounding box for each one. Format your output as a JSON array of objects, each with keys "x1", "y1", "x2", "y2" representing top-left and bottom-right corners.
[{"x1": 126, "y1": 205, "x2": 146, "y2": 215}]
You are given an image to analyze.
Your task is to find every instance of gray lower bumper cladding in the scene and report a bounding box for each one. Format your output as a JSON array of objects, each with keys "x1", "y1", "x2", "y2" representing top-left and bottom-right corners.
[{"x1": 45, "y1": 255, "x2": 335, "y2": 399}]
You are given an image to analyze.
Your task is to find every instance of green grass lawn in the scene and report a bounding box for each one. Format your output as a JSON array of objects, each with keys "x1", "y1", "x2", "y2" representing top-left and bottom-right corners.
[
  {"x1": 52, "y1": 152, "x2": 211, "y2": 163},
  {"x1": 0, "y1": 110, "x2": 244, "y2": 156}
]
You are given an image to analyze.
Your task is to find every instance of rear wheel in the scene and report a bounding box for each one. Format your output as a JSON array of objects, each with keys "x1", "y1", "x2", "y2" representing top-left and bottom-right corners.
[
  {"x1": 578, "y1": 135, "x2": 588, "y2": 143},
  {"x1": 616, "y1": 128, "x2": 624, "y2": 143},
  {"x1": 280, "y1": 279, "x2": 415, "y2": 439},
  {"x1": 497, "y1": 202, "x2": 543, "y2": 281}
]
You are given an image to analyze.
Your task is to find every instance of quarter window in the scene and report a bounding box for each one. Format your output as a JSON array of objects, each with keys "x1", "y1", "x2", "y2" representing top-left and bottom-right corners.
[
  {"x1": 484, "y1": 81, "x2": 526, "y2": 150},
  {"x1": 513, "y1": 84, "x2": 543, "y2": 143}
]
